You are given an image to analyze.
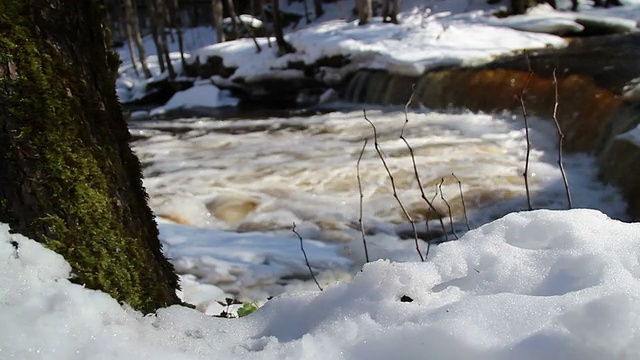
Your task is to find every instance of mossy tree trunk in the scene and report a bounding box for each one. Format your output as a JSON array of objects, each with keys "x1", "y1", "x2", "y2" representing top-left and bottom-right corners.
[{"x1": 0, "y1": 0, "x2": 181, "y2": 313}]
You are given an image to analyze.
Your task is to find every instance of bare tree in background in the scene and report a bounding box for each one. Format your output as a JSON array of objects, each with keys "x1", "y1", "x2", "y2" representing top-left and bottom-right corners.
[
  {"x1": 212, "y1": 0, "x2": 226, "y2": 42},
  {"x1": 123, "y1": 0, "x2": 152, "y2": 78},
  {"x1": 357, "y1": 0, "x2": 372, "y2": 25},
  {"x1": 271, "y1": 0, "x2": 295, "y2": 55},
  {"x1": 313, "y1": 0, "x2": 325, "y2": 18},
  {"x1": 155, "y1": 0, "x2": 177, "y2": 78},
  {"x1": 146, "y1": 0, "x2": 167, "y2": 73},
  {"x1": 168, "y1": 0, "x2": 188, "y2": 70},
  {"x1": 382, "y1": 0, "x2": 399, "y2": 23}
]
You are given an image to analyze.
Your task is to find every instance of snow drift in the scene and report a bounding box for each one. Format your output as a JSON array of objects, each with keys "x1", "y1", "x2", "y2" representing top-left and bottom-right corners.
[{"x1": 2, "y1": 209, "x2": 640, "y2": 359}]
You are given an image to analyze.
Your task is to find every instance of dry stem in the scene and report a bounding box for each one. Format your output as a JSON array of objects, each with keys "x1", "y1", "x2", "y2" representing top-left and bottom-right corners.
[
  {"x1": 551, "y1": 69, "x2": 573, "y2": 209},
  {"x1": 399, "y1": 88, "x2": 449, "y2": 255},
  {"x1": 438, "y1": 178, "x2": 458, "y2": 240},
  {"x1": 356, "y1": 138, "x2": 370, "y2": 263},
  {"x1": 518, "y1": 51, "x2": 534, "y2": 211},
  {"x1": 364, "y1": 109, "x2": 425, "y2": 262},
  {"x1": 452, "y1": 173, "x2": 471, "y2": 231},
  {"x1": 292, "y1": 222, "x2": 323, "y2": 291}
]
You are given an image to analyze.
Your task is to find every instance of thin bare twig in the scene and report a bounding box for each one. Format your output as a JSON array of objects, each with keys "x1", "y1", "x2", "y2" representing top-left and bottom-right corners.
[
  {"x1": 292, "y1": 222, "x2": 323, "y2": 291},
  {"x1": 356, "y1": 138, "x2": 370, "y2": 263},
  {"x1": 364, "y1": 109, "x2": 425, "y2": 262},
  {"x1": 518, "y1": 51, "x2": 534, "y2": 211},
  {"x1": 551, "y1": 69, "x2": 573, "y2": 209},
  {"x1": 438, "y1": 178, "x2": 458, "y2": 240},
  {"x1": 451, "y1": 173, "x2": 471, "y2": 231},
  {"x1": 400, "y1": 86, "x2": 448, "y2": 257},
  {"x1": 430, "y1": 185, "x2": 438, "y2": 204}
]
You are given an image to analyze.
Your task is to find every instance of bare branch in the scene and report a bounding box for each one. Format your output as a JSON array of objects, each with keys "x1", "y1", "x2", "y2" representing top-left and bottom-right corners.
[
  {"x1": 551, "y1": 69, "x2": 572, "y2": 209},
  {"x1": 363, "y1": 109, "x2": 425, "y2": 262},
  {"x1": 518, "y1": 51, "x2": 534, "y2": 211},
  {"x1": 292, "y1": 222, "x2": 323, "y2": 291},
  {"x1": 400, "y1": 86, "x2": 448, "y2": 257},
  {"x1": 356, "y1": 138, "x2": 370, "y2": 263},
  {"x1": 438, "y1": 178, "x2": 458, "y2": 240},
  {"x1": 452, "y1": 173, "x2": 471, "y2": 231}
]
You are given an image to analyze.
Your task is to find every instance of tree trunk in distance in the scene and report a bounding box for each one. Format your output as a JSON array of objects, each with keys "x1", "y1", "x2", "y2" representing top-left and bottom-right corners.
[
  {"x1": 169, "y1": 0, "x2": 188, "y2": 70},
  {"x1": 155, "y1": 0, "x2": 176, "y2": 78},
  {"x1": 271, "y1": 0, "x2": 295, "y2": 55},
  {"x1": 313, "y1": 0, "x2": 324, "y2": 19},
  {"x1": 147, "y1": 0, "x2": 167, "y2": 73},
  {"x1": 122, "y1": 0, "x2": 141, "y2": 76},
  {"x1": 357, "y1": 0, "x2": 372, "y2": 25},
  {"x1": 389, "y1": 0, "x2": 399, "y2": 23},
  {"x1": 0, "y1": 0, "x2": 181, "y2": 314},
  {"x1": 212, "y1": 0, "x2": 226, "y2": 42},
  {"x1": 124, "y1": 0, "x2": 152, "y2": 78},
  {"x1": 259, "y1": 0, "x2": 273, "y2": 47}
]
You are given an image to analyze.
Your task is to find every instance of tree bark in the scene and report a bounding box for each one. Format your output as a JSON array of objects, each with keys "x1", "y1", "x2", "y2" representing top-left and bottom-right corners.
[
  {"x1": 122, "y1": 0, "x2": 141, "y2": 76},
  {"x1": 212, "y1": 0, "x2": 226, "y2": 42},
  {"x1": 271, "y1": 0, "x2": 295, "y2": 55},
  {"x1": 381, "y1": 0, "x2": 397, "y2": 23},
  {"x1": 154, "y1": 0, "x2": 176, "y2": 78},
  {"x1": 123, "y1": 0, "x2": 152, "y2": 78},
  {"x1": 168, "y1": 0, "x2": 188, "y2": 70},
  {"x1": 0, "y1": 0, "x2": 180, "y2": 313},
  {"x1": 357, "y1": 0, "x2": 372, "y2": 25},
  {"x1": 313, "y1": 0, "x2": 324, "y2": 19},
  {"x1": 147, "y1": 0, "x2": 167, "y2": 73}
]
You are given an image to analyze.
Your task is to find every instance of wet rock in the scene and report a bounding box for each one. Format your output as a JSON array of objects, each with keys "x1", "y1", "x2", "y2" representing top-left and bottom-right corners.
[{"x1": 599, "y1": 135, "x2": 640, "y2": 220}]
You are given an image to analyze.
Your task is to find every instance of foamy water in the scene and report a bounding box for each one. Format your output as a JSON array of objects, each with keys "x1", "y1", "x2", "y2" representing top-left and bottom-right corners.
[
  {"x1": 132, "y1": 107, "x2": 625, "y2": 228},
  {"x1": 130, "y1": 107, "x2": 627, "y2": 302}
]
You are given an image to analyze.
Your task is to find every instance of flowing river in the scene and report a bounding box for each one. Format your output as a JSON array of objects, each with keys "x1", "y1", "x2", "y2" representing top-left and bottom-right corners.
[{"x1": 129, "y1": 105, "x2": 627, "y2": 304}]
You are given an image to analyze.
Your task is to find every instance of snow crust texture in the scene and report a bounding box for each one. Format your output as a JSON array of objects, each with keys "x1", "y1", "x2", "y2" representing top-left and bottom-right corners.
[{"x1": 2, "y1": 209, "x2": 640, "y2": 359}]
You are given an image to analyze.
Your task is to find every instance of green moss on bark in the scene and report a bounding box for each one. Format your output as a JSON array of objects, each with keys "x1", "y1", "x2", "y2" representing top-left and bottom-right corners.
[{"x1": 0, "y1": 0, "x2": 179, "y2": 313}]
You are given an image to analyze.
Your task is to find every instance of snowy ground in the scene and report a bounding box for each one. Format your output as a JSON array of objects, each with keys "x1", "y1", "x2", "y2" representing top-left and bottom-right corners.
[
  {"x1": 4, "y1": 210, "x2": 640, "y2": 359},
  {"x1": 3, "y1": 0, "x2": 640, "y2": 358}
]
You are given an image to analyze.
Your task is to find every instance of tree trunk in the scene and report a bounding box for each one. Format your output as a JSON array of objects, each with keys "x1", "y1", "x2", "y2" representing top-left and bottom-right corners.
[
  {"x1": 510, "y1": 0, "x2": 527, "y2": 14},
  {"x1": 313, "y1": 0, "x2": 324, "y2": 19},
  {"x1": 212, "y1": 0, "x2": 226, "y2": 42},
  {"x1": 123, "y1": 0, "x2": 153, "y2": 78},
  {"x1": 0, "y1": 0, "x2": 181, "y2": 314},
  {"x1": 390, "y1": 0, "x2": 399, "y2": 24},
  {"x1": 259, "y1": 0, "x2": 273, "y2": 47},
  {"x1": 224, "y1": 0, "x2": 241, "y2": 40},
  {"x1": 122, "y1": 0, "x2": 141, "y2": 76},
  {"x1": 147, "y1": 0, "x2": 167, "y2": 73},
  {"x1": 155, "y1": 0, "x2": 176, "y2": 78},
  {"x1": 168, "y1": 0, "x2": 188, "y2": 70},
  {"x1": 357, "y1": 0, "x2": 372, "y2": 25},
  {"x1": 271, "y1": 0, "x2": 295, "y2": 55}
]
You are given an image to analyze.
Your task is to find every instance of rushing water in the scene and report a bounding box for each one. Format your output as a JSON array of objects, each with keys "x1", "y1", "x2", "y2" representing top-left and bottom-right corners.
[{"x1": 130, "y1": 105, "x2": 627, "y2": 301}]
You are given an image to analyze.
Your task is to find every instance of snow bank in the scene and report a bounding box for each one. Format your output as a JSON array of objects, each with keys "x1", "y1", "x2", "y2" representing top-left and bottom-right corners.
[
  {"x1": 3, "y1": 209, "x2": 640, "y2": 359},
  {"x1": 149, "y1": 84, "x2": 239, "y2": 117},
  {"x1": 487, "y1": 3, "x2": 637, "y2": 35}
]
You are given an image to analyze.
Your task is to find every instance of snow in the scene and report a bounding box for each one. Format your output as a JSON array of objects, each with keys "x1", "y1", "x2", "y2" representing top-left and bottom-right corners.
[
  {"x1": 149, "y1": 84, "x2": 239, "y2": 117},
  {"x1": 483, "y1": 3, "x2": 637, "y2": 35},
  {"x1": 6, "y1": 0, "x2": 640, "y2": 358},
  {"x1": 191, "y1": 14, "x2": 566, "y2": 84},
  {"x1": 159, "y1": 220, "x2": 352, "y2": 302},
  {"x1": 3, "y1": 209, "x2": 640, "y2": 359}
]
